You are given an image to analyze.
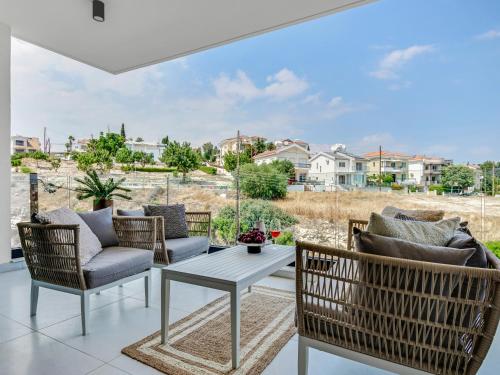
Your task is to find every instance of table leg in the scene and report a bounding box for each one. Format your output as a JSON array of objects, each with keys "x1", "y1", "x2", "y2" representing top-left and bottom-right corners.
[
  {"x1": 161, "y1": 276, "x2": 171, "y2": 344},
  {"x1": 231, "y1": 288, "x2": 241, "y2": 369}
]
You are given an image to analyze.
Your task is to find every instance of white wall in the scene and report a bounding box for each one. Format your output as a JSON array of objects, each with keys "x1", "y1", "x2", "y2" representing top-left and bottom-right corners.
[
  {"x1": 0, "y1": 23, "x2": 11, "y2": 264},
  {"x1": 408, "y1": 161, "x2": 424, "y2": 185}
]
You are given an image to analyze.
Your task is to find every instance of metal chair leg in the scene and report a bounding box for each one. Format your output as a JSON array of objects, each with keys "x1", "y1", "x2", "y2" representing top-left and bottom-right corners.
[{"x1": 30, "y1": 281, "x2": 39, "y2": 317}]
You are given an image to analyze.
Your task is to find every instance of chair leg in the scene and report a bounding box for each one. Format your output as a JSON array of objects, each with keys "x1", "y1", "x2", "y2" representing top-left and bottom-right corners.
[
  {"x1": 81, "y1": 292, "x2": 90, "y2": 336},
  {"x1": 145, "y1": 271, "x2": 152, "y2": 308},
  {"x1": 298, "y1": 336, "x2": 309, "y2": 375},
  {"x1": 30, "y1": 281, "x2": 39, "y2": 317}
]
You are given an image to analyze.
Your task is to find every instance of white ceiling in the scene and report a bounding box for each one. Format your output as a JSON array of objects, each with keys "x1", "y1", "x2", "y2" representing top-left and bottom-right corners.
[{"x1": 0, "y1": 0, "x2": 374, "y2": 74}]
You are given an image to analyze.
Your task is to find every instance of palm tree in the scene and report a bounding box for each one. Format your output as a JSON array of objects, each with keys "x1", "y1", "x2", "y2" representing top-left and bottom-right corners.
[
  {"x1": 65, "y1": 135, "x2": 75, "y2": 153},
  {"x1": 74, "y1": 170, "x2": 132, "y2": 210}
]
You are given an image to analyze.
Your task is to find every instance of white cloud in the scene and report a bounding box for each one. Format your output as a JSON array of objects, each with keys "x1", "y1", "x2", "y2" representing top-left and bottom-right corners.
[
  {"x1": 476, "y1": 29, "x2": 500, "y2": 40},
  {"x1": 213, "y1": 68, "x2": 308, "y2": 102},
  {"x1": 370, "y1": 45, "x2": 435, "y2": 80}
]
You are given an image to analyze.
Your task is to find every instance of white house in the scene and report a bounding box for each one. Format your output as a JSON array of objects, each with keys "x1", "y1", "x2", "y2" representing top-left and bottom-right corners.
[
  {"x1": 254, "y1": 143, "x2": 310, "y2": 182},
  {"x1": 308, "y1": 145, "x2": 366, "y2": 187},
  {"x1": 408, "y1": 155, "x2": 452, "y2": 187},
  {"x1": 217, "y1": 135, "x2": 265, "y2": 165},
  {"x1": 125, "y1": 141, "x2": 166, "y2": 161}
]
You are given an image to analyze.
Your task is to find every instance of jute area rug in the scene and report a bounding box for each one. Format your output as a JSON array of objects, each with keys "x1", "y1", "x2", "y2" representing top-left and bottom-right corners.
[{"x1": 122, "y1": 286, "x2": 297, "y2": 375}]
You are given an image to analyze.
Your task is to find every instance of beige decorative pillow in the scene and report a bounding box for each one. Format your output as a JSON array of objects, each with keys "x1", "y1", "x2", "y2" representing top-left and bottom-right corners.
[
  {"x1": 381, "y1": 206, "x2": 445, "y2": 222},
  {"x1": 367, "y1": 212, "x2": 460, "y2": 246},
  {"x1": 36, "y1": 207, "x2": 103, "y2": 265}
]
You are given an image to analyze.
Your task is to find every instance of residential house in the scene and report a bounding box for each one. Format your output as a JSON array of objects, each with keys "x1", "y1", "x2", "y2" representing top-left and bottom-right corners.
[
  {"x1": 217, "y1": 135, "x2": 266, "y2": 165},
  {"x1": 74, "y1": 138, "x2": 91, "y2": 152},
  {"x1": 467, "y1": 163, "x2": 484, "y2": 192},
  {"x1": 10, "y1": 135, "x2": 41, "y2": 154},
  {"x1": 254, "y1": 143, "x2": 310, "y2": 182},
  {"x1": 309, "y1": 144, "x2": 367, "y2": 187},
  {"x1": 125, "y1": 140, "x2": 166, "y2": 161},
  {"x1": 408, "y1": 155, "x2": 452, "y2": 187},
  {"x1": 274, "y1": 138, "x2": 310, "y2": 150},
  {"x1": 364, "y1": 150, "x2": 411, "y2": 183}
]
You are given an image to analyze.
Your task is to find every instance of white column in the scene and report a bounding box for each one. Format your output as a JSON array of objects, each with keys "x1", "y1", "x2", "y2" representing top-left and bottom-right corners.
[{"x1": 0, "y1": 23, "x2": 11, "y2": 265}]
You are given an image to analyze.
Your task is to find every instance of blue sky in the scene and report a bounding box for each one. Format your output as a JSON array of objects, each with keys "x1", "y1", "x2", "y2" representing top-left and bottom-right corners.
[{"x1": 11, "y1": 0, "x2": 500, "y2": 163}]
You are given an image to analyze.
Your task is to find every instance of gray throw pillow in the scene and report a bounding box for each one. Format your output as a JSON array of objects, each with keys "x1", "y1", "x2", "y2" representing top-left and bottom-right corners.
[
  {"x1": 381, "y1": 205, "x2": 445, "y2": 222},
  {"x1": 78, "y1": 207, "x2": 119, "y2": 248},
  {"x1": 36, "y1": 207, "x2": 103, "y2": 265},
  {"x1": 447, "y1": 231, "x2": 487, "y2": 269},
  {"x1": 116, "y1": 209, "x2": 144, "y2": 217},
  {"x1": 144, "y1": 204, "x2": 189, "y2": 239},
  {"x1": 367, "y1": 212, "x2": 460, "y2": 246},
  {"x1": 394, "y1": 212, "x2": 419, "y2": 221},
  {"x1": 354, "y1": 228, "x2": 475, "y2": 266}
]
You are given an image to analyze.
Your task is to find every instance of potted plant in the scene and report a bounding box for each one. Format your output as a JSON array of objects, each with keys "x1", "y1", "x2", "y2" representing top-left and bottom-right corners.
[
  {"x1": 237, "y1": 228, "x2": 268, "y2": 254},
  {"x1": 75, "y1": 170, "x2": 132, "y2": 211}
]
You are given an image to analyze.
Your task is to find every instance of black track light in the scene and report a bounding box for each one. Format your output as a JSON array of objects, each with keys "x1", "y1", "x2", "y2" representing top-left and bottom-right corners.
[{"x1": 93, "y1": 0, "x2": 105, "y2": 22}]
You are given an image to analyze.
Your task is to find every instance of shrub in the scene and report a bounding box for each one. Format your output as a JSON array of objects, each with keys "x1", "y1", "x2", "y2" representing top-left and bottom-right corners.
[
  {"x1": 212, "y1": 200, "x2": 298, "y2": 244},
  {"x1": 11, "y1": 157, "x2": 22, "y2": 167},
  {"x1": 429, "y1": 184, "x2": 445, "y2": 195},
  {"x1": 199, "y1": 165, "x2": 217, "y2": 175},
  {"x1": 391, "y1": 183, "x2": 403, "y2": 190},
  {"x1": 486, "y1": 241, "x2": 500, "y2": 259},
  {"x1": 274, "y1": 231, "x2": 295, "y2": 246},
  {"x1": 239, "y1": 163, "x2": 288, "y2": 200},
  {"x1": 20, "y1": 166, "x2": 32, "y2": 174},
  {"x1": 121, "y1": 166, "x2": 177, "y2": 173}
]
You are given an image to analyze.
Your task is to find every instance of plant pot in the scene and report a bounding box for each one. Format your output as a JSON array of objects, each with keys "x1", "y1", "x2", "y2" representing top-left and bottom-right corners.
[
  {"x1": 237, "y1": 241, "x2": 270, "y2": 254},
  {"x1": 93, "y1": 199, "x2": 113, "y2": 211}
]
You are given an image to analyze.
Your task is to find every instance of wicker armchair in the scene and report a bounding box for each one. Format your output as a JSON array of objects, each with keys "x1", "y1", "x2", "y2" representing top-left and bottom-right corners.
[
  {"x1": 17, "y1": 219, "x2": 156, "y2": 335},
  {"x1": 296, "y1": 241, "x2": 500, "y2": 375},
  {"x1": 114, "y1": 212, "x2": 211, "y2": 265}
]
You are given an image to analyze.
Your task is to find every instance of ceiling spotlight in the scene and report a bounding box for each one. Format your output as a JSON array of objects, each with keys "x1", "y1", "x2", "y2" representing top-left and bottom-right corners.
[{"x1": 93, "y1": 0, "x2": 105, "y2": 22}]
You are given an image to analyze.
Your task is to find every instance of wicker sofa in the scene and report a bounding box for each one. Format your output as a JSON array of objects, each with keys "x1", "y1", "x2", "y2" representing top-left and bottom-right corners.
[
  {"x1": 114, "y1": 211, "x2": 211, "y2": 265},
  {"x1": 296, "y1": 222, "x2": 500, "y2": 375},
  {"x1": 17, "y1": 216, "x2": 159, "y2": 335}
]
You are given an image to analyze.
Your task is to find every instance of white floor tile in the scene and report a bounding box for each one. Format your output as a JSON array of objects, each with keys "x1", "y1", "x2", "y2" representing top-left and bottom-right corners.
[
  {"x1": 109, "y1": 355, "x2": 164, "y2": 375},
  {"x1": 0, "y1": 314, "x2": 32, "y2": 344},
  {"x1": 86, "y1": 364, "x2": 130, "y2": 375}
]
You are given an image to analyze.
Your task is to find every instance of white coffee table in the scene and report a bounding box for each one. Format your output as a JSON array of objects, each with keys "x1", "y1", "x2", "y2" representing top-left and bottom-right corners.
[{"x1": 160, "y1": 244, "x2": 295, "y2": 369}]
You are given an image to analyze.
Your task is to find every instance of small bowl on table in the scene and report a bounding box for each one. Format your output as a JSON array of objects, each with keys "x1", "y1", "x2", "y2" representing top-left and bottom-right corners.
[
  {"x1": 237, "y1": 229, "x2": 269, "y2": 254},
  {"x1": 237, "y1": 240, "x2": 271, "y2": 254}
]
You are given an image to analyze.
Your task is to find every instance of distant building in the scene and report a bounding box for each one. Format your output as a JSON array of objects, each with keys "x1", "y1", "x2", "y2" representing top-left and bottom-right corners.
[
  {"x1": 466, "y1": 163, "x2": 483, "y2": 191},
  {"x1": 364, "y1": 150, "x2": 411, "y2": 183},
  {"x1": 274, "y1": 138, "x2": 310, "y2": 150},
  {"x1": 125, "y1": 141, "x2": 166, "y2": 161},
  {"x1": 217, "y1": 135, "x2": 266, "y2": 165},
  {"x1": 74, "y1": 138, "x2": 91, "y2": 152},
  {"x1": 408, "y1": 156, "x2": 452, "y2": 187},
  {"x1": 10, "y1": 135, "x2": 41, "y2": 154},
  {"x1": 309, "y1": 144, "x2": 367, "y2": 187},
  {"x1": 254, "y1": 143, "x2": 310, "y2": 182}
]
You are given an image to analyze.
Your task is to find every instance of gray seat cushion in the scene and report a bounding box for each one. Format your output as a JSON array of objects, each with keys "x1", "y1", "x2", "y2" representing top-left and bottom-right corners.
[
  {"x1": 82, "y1": 247, "x2": 153, "y2": 289},
  {"x1": 165, "y1": 236, "x2": 209, "y2": 263}
]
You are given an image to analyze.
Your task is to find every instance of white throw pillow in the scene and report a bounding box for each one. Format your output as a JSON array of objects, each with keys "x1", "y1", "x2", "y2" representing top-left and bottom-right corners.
[{"x1": 36, "y1": 207, "x2": 103, "y2": 265}]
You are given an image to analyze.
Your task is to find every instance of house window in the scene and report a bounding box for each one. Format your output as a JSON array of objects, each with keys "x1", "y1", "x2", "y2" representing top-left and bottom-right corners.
[
  {"x1": 372, "y1": 162, "x2": 375, "y2": 167},
  {"x1": 356, "y1": 162, "x2": 362, "y2": 171},
  {"x1": 15, "y1": 140, "x2": 24, "y2": 146},
  {"x1": 391, "y1": 162, "x2": 396, "y2": 168},
  {"x1": 339, "y1": 161, "x2": 346, "y2": 168},
  {"x1": 338, "y1": 175, "x2": 346, "y2": 184},
  {"x1": 326, "y1": 160, "x2": 329, "y2": 165},
  {"x1": 319, "y1": 166, "x2": 322, "y2": 173}
]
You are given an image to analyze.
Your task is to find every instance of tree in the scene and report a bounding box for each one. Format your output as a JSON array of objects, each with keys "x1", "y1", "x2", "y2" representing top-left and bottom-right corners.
[
  {"x1": 135, "y1": 137, "x2": 144, "y2": 142},
  {"x1": 88, "y1": 132, "x2": 125, "y2": 157},
  {"x1": 49, "y1": 157, "x2": 61, "y2": 172},
  {"x1": 133, "y1": 151, "x2": 155, "y2": 167},
  {"x1": 223, "y1": 150, "x2": 253, "y2": 172},
  {"x1": 65, "y1": 135, "x2": 75, "y2": 153},
  {"x1": 160, "y1": 141, "x2": 200, "y2": 180},
  {"x1": 239, "y1": 163, "x2": 288, "y2": 200},
  {"x1": 253, "y1": 138, "x2": 267, "y2": 155},
  {"x1": 115, "y1": 147, "x2": 134, "y2": 165},
  {"x1": 480, "y1": 161, "x2": 500, "y2": 195},
  {"x1": 270, "y1": 160, "x2": 295, "y2": 179},
  {"x1": 201, "y1": 142, "x2": 217, "y2": 162},
  {"x1": 120, "y1": 123, "x2": 126, "y2": 139},
  {"x1": 441, "y1": 165, "x2": 474, "y2": 192},
  {"x1": 266, "y1": 142, "x2": 276, "y2": 151},
  {"x1": 161, "y1": 136, "x2": 170, "y2": 145}
]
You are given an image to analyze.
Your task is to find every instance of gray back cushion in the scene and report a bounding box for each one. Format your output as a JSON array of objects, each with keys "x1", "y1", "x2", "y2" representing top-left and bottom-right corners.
[
  {"x1": 116, "y1": 209, "x2": 144, "y2": 217},
  {"x1": 78, "y1": 207, "x2": 119, "y2": 248},
  {"x1": 36, "y1": 207, "x2": 103, "y2": 265},
  {"x1": 367, "y1": 212, "x2": 459, "y2": 246},
  {"x1": 446, "y1": 230, "x2": 487, "y2": 269},
  {"x1": 381, "y1": 205, "x2": 445, "y2": 222},
  {"x1": 144, "y1": 204, "x2": 188, "y2": 239}
]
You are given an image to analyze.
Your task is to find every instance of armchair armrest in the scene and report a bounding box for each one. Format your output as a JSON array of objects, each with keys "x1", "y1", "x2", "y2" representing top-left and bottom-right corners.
[
  {"x1": 17, "y1": 222, "x2": 86, "y2": 290},
  {"x1": 185, "y1": 211, "x2": 211, "y2": 238},
  {"x1": 112, "y1": 216, "x2": 158, "y2": 251},
  {"x1": 347, "y1": 219, "x2": 368, "y2": 251}
]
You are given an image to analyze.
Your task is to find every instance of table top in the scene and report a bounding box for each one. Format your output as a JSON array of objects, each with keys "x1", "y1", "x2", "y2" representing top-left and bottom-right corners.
[{"x1": 162, "y1": 244, "x2": 295, "y2": 288}]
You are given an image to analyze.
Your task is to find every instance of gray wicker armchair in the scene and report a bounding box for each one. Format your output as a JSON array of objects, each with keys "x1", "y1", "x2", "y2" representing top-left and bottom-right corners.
[
  {"x1": 113, "y1": 211, "x2": 211, "y2": 265},
  {"x1": 17, "y1": 217, "x2": 157, "y2": 335},
  {"x1": 296, "y1": 241, "x2": 500, "y2": 375}
]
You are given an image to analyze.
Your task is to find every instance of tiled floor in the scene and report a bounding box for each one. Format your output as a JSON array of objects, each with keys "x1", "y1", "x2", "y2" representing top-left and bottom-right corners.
[{"x1": 0, "y1": 268, "x2": 499, "y2": 375}]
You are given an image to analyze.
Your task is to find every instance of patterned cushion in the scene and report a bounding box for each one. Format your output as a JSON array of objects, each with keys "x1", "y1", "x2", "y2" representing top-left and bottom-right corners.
[
  {"x1": 394, "y1": 212, "x2": 419, "y2": 221},
  {"x1": 144, "y1": 204, "x2": 189, "y2": 239},
  {"x1": 367, "y1": 212, "x2": 460, "y2": 246},
  {"x1": 381, "y1": 206, "x2": 445, "y2": 222},
  {"x1": 36, "y1": 207, "x2": 103, "y2": 265}
]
